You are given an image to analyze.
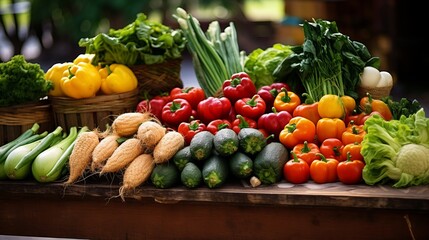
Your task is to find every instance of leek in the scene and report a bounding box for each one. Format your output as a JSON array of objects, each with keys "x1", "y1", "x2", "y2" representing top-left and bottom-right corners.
[
  {"x1": 14, "y1": 126, "x2": 63, "y2": 170},
  {"x1": 45, "y1": 126, "x2": 90, "y2": 178},
  {"x1": 3, "y1": 139, "x2": 44, "y2": 180},
  {"x1": 32, "y1": 126, "x2": 79, "y2": 183},
  {"x1": 0, "y1": 123, "x2": 40, "y2": 163}
]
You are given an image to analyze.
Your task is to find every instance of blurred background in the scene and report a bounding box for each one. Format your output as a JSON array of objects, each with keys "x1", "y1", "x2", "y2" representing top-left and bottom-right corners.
[{"x1": 0, "y1": 0, "x2": 427, "y2": 107}]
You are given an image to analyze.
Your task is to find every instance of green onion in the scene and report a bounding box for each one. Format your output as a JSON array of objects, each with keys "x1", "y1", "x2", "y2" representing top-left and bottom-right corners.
[{"x1": 173, "y1": 8, "x2": 244, "y2": 97}]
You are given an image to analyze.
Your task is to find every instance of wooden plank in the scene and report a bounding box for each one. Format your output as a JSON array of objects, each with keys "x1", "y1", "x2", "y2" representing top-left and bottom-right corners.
[
  {"x1": 0, "y1": 181, "x2": 428, "y2": 210},
  {"x1": 0, "y1": 194, "x2": 428, "y2": 240}
]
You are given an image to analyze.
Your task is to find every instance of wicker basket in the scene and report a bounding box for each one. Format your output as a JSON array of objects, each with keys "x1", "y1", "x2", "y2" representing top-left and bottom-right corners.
[
  {"x1": 50, "y1": 89, "x2": 139, "y2": 132},
  {"x1": 0, "y1": 100, "x2": 54, "y2": 145},
  {"x1": 129, "y1": 58, "x2": 183, "y2": 99},
  {"x1": 357, "y1": 85, "x2": 393, "y2": 99}
]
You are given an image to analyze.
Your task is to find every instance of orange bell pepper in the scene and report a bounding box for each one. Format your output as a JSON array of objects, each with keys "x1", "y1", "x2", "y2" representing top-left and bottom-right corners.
[
  {"x1": 310, "y1": 153, "x2": 339, "y2": 184},
  {"x1": 279, "y1": 116, "x2": 316, "y2": 150},
  {"x1": 273, "y1": 88, "x2": 301, "y2": 114},
  {"x1": 341, "y1": 124, "x2": 366, "y2": 145},
  {"x1": 359, "y1": 93, "x2": 393, "y2": 121},
  {"x1": 340, "y1": 95, "x2": 356, "y2": 116},
  {"x1": 340, "y1": 142, "x2": 363, "y2": 162},
  {"x1": 291, "y1": 141, "x2": 321, "y2": 166},
  {"x1": 316, "y1": 118, "x2": 346, "y2": 143},
  {"x1": 292, "y1": 101, "x2": 320, "y2": 125}
]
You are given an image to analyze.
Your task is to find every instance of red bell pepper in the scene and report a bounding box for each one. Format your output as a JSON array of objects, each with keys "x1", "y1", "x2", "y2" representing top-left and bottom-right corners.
[
  {"x1": 161, "y1": 98, "x2": 193, "y2": 128},
  {"x1": 234, "y1": 95, "x2": 266, "y2": 120},
  {"x1": 197, "y1": 97, "x2": 232, "y2": 125},
  {"x1": 222, "y1": 72, "x2": 257, "y2": 103},
  {"x1": 178, "y1": 119, "x2": 206, "y2": 145},
  {"x1": 136, "y1": 94, "x2": 170, "y2": 121},
  {"x1": 257, "y1": 82, "x2": 290, "y2": 112},
  {"x1": 257, "y1": 107, "x2": 292, "y2": 140},
  {"x1": 206, "y1": 119, "x2": 232, "y2": 135},
  {"x1": 170, "y1": 86, "x2": 205, "y2": 109},
  {"x1": 319, "y1": 138, "x2": 344, "y2": 161},
  {"x1": 337, "y1": 152, "x2": 365, "y2": 185},
  {"x1": 283, "y1": 152, "x2": 310, "y2": 184},
  {"x1": 232, "y1": 115, "x2": 257, "y2": 134}
]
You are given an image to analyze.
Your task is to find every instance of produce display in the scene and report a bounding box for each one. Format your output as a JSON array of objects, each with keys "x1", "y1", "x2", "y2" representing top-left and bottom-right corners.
[{"x1": 1, "y1": 8, "x2": 429, "y2": 201}]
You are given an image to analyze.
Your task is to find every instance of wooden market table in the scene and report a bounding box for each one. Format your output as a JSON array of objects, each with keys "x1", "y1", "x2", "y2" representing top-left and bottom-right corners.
[{"x1": 0, "y1": 179, "x2": 428, "y2": 240}]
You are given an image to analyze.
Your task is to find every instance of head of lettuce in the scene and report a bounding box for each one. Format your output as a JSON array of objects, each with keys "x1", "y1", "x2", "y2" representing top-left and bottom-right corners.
[{"x1": 361, "y1": 108, "x2": 429, "y2": 188}]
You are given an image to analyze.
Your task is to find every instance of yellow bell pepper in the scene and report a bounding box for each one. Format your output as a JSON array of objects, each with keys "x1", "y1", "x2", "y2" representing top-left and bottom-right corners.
[
  {"x1": 317, "y1": 94, "x2": 345, "y2": 119},
  {"x1": 45, "y1": 62, "x2": 72, "y2": 97},
  {"x1": 61, "y1": 62, "x2": 102, "y2": 99},
  {"x1": 99, "y1": 64, "x2": 138, "y2": 95}
]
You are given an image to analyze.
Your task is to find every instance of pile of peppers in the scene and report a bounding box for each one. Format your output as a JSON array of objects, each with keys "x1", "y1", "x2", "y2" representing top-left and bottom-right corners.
[
  {"x1": 135, "y1": 71, "x2": 397, "y2": 185},
  {"x1": 45, "y1": 54, "x2": 138, "y2": 99}
]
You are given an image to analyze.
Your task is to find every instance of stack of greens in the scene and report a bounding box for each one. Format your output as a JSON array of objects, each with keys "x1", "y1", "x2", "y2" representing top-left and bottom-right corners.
[
  {"x1": 79, "y1": 13, "x2": 187, "y2": 66},
  {"x1": 274, "y1": 19, "x2": 380, "y2": 101},
  {"x1": 244, "y1": 43, "x2": 294, "y2": 89},
  {"x1": 173, "y1": 8, "x2": 245, "y2": 97},
  {"x1": 0, "y1": 55, "x2": 52, "y2": 107}
]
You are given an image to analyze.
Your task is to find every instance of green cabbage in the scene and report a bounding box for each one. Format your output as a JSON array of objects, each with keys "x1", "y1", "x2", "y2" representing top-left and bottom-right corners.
[{"x1": 361, "y1": 108, "x2": 429, "y2": 188}]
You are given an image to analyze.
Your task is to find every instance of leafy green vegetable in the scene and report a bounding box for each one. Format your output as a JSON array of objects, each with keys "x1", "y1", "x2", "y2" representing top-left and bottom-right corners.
[
  {"x1": 244, "y1": 43, "x2": 294, "y2": 89},
  {"x1": 361, "y1": 109, "x2": 429, "y2": 188},
  {"x1": 0, "y1": 55, "x2": 52, "y2": 107},
  {"x1": 273, "y1": 19, "x2": 380, "y2": 101},
  {"x1": 381, "y1": 96, "x2": 422, "y2": 120},
  {"x1": 79, "y1": 13, "x2": 187, "y2": 66},
  {"x1": 173, "y1": 8, "x2": 244, "y2": 97}
]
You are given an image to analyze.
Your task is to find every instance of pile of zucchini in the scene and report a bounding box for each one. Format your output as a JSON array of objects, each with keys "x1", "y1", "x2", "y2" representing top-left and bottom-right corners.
[{"x1": 150, "y1": 128, "x2": 289, "y2": 189}]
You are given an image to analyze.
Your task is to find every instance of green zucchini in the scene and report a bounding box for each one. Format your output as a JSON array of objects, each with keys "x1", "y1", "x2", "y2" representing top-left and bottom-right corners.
[
  {"x1": 189, "y1": 131, "x2": 214, "y2": 161},
  {"x1": 228, "y1": 151, "x2": 253, "y2": 179},
  {"x1": 181, "y1": 162, "x2": 203, "y2": 188},
  {"x1": 150, "y1": 162, "x2": 180, "y2": 189},
  {"x1": 237, "y1": 128, "x2": 267, "y2": 155},
  {"x1": 213, "y1": 128, "x2": 239, "y2": 156},
  {"x1": 202, "y1": 155, "x2": 229, "y2": 188},
  {"x1": 253, "y1": 142, "x2": 288, "y2": 185},
  {"x1": 172, "y1": 146, "x2": 192, "y2": 171}
]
